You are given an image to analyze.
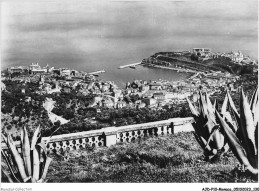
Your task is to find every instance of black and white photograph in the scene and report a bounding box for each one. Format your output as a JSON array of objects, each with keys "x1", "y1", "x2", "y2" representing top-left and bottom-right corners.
[{"x1": 1, "y1": 0, "x2": 259, "y2": 191}]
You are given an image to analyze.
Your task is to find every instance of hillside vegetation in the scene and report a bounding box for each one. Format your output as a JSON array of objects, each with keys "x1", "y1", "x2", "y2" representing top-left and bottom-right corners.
[{"x1": 42, "y1": 132, "x2": 257, "y2": 183}]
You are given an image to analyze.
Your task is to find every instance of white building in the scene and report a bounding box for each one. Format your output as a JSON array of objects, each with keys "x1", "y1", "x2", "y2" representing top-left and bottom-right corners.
[
  {"x1": 61, "y1": 69, "x2": 71, "y2": 76},
  {"x1": 231, "y1": 51, "x2": 243, "y2": 63},
  {"x1": 193, "y1": 48, "x2": 211, "y2": 57},
  {"x1": 29, "y1": 63, "x2": 41, "y2": 71}
]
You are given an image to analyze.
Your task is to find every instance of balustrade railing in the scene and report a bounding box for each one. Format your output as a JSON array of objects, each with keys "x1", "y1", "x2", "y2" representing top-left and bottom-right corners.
[{"x1": 1, "y1": 117, "x2": 194, "y2": 154}]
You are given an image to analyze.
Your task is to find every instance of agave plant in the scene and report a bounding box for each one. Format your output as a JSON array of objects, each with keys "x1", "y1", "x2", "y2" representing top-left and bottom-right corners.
[
  {"x1": 1, "y1": 126, "x2": 52, "y2": 182},
  {"x1": 187, "y1": 91, "x2": 229, "y2": 159},
  {"x1": 216, "y1": 88, "x2": 258, "y2": 175}
]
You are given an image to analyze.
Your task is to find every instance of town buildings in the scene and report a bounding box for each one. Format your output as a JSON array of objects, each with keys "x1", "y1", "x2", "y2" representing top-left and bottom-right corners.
[
  {"x1": 8, "y1": 66, "x2": 28, "y2": 74},
  {"x1": 3, "y1": 48, "x2": 255, "y2": 111}
]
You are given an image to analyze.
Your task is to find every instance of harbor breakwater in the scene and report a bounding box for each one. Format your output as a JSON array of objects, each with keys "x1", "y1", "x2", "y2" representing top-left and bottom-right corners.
[{"x1": 142, "y1": 63, "x2": 197, "y2": 74}]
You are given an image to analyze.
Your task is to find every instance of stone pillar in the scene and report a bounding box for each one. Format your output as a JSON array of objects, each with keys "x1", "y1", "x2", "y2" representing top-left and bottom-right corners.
[
  {"x1": 105, "y1": 134, "x2": 117, "y2": 147},
  {"x1": 174, "y1": 123, "x2": 194, "y2": 133},
  {"x1": 102, "y1": 127, "x2": 118, "y2": 147}
]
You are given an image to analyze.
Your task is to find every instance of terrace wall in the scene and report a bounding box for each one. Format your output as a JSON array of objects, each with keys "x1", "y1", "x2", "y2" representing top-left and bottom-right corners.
[{"x1": 2, "y1": 117, "x2": 194, "y2": 154}]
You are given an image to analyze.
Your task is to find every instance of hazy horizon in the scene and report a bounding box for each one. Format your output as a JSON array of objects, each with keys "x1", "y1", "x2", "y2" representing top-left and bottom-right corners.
[{"x1": 1, "y1": 0, "x2": 258, "y2": 71}]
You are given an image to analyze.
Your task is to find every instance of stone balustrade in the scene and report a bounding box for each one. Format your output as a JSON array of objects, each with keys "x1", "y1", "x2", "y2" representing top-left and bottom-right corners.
[{"x1": 2, "y1": 117, "x2": 194, "y2": 154}]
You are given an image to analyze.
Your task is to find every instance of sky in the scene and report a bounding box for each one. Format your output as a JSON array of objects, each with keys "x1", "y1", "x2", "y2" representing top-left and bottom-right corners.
[{"x1": 1, "y1": 0, "x2": 258, "y2": 71}]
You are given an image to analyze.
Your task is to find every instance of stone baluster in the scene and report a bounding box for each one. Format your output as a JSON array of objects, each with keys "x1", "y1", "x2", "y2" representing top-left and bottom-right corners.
[
  {"x1": 81, "y1": 138, "x2": 86, "y2": 148},
  {"x1": 55, "y1": 141, "x2": 61, "y2": 152},
  {"x1": 162, "y1": 126, "x2": 168, "y2": 135},
  {"x1": 169, "y1": 122, "x2": 174, "y2": 134},
  {"x1": 157, "y1": 126, "x2": 162, "y2": 135},
  {"x1": 69, "y1": 140, "x2": 74, "y2": 150},
  {"x1": 75, "y1": 139, "x2": 81, "y2": 150},
  {"x1": 62, "y1": 141, "x2": 68, "y2": 151}
]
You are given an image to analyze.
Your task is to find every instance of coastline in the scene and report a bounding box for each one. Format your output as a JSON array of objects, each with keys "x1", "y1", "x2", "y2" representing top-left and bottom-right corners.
[{"x1": 142, "y1": 63, "x2": 196, "y2": 78}]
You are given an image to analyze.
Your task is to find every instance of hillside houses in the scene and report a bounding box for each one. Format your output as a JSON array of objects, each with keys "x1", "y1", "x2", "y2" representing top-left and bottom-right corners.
[{"x1": 3, "y1": 57, "x2": 242, "y2": 113}]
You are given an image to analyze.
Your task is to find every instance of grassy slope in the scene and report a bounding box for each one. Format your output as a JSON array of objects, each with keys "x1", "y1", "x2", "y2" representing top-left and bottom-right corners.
[{"x1": 46, "y1": 132, "x2": 257, "y2": 183}]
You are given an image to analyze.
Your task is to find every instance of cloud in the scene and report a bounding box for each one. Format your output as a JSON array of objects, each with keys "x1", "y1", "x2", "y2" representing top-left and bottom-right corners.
[{"x1": 1, "y1": 0, "x2": 258, "y2": 70}]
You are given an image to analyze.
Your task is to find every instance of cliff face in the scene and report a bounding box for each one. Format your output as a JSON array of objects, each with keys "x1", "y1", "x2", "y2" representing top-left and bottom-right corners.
[
  {"x1": 150, "y1": 52, "x2": 255, "y2": 75},
  {"x1": 203, "y1": 58, "x2": 254, "y2": 75}
]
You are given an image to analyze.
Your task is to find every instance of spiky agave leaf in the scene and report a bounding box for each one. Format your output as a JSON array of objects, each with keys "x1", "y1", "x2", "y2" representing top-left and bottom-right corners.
[
  {"x1": 227, "y1": 90, "x2": 239, "y2": 117},
  {"x1": 186, "y1": 96, "x2": 199, "y2": 116},
  {"x1": 226, "y1": 90, "x2": 242, "y2": 141},
  {"x1": 205, "y1": 93, "x2": 217, "y2": 126},
  {"x1": 37, "y1": 142, "x2": 48, "y2": 177},
  {"x1": 37, "y1": 157, "x2": 52, "y2": 183},
  {"x1": 192, "y1": 131, "x2": 205, "y2": 149},
  {"x1": 250, "y1": 87, "x2": 258, "y2": 111},
  {"x1": 1, "y1": 134, "x2": 21, "y2": 180},
  {"x1": 6, "y1": 134, "x2": 29, "y2": 182},
  {"x1": 216, "y1": 111, "x2": 258, "y2": 174},
  {"x1": 255, "y1": 126, "x2": 258, "y2": 153},
  {"x1": 199, "y1": 91, "x2": 208, "y2": 119},
  {"x1": 1, "y1": 168, "x2": 14, "y2": 183},
  {"x1": 221, "y1": 93, "x2": 229, "y2": 115},
  {"x1": 222, "y1": 142, "x2": 230, "y2": 153},
  {"x1": 1, "y1": 150, "x2": 21, "y2": 182},
  {"x1": 240, "y1": 90, "x2": 257, "y2": 150},
  {"x1": 240, "y1": 89, "x2": 257, "y2": 168},
  {"x1": 189, "y1": 93, "x2": 210, "y2": 140},
  {"x1": 1, "y1": 133, "x2": 8, "y2": 144},
  {"x1": 203, "y1": 93, "x2": 222, "y2": 149},
  {"x1": 192, "y1": 126, "x2": 217, "y2": 159},
  {"x1": 202, "y1": 116, "x2": 224, "y2": 150},
  {"x1": 214, "y1": 99, "x2": 219, "y2": 112},
  {"x1": 203, "y1": 114, "x2": 216, "y2": 134},
  {"x1": 31, "y1": 125, "x2": 41, "y2": 150},
  {"x1": 211, "y1": 129, "x2": 225, "y2": 150},
  {"x1": 200, "y1": 136, "x2": 217, "y2": 157},
  {"x1": 32, "y1": 148, "x2": 40, "y2": 182},
  {"x1": 198, "y1": 92, "x2": 217, "y2": 137},
  {"x1": 253, "y1": 100, "x2": 259, "y2": 127},
  {"x1": 20, "y1": 129, "x2": 24, "y2": 147},
  {"x1": 213, "y1": 99, "x2": 217, "y2": 110},
  {"x1": 205, "y1": 126, "x2": 219, "y2": 149},
  {"x1": 205, "y1": 92, "x2": 214, "y2": 116},
  {"x1": 250, "y1": 87, "x2": 259, "y2": 127},
  {"x1": 192, "y1": 119, "x2": 208, "y2": 143},
  {"x1": 224, "y1": 111, "x2": 238, "y2": 133},
  {"x1": 21, "y1": 127, "x2": 31, "y2": 176},
  {"x1": 35, "y1": 143, "x2": 52, "y2": 183}
]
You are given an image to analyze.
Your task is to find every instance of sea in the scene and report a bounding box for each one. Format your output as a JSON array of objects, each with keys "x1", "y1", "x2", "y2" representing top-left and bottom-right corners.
[
  {"x1": 97, "y1": 65, "x2": 191, "y2": 88},
  {"x1": 1, "y1": 1, "x2": 257, "y2": 87}
]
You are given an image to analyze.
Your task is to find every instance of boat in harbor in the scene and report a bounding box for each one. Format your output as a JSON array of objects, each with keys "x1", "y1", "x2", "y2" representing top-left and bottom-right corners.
[{"x1": 129, "y1": 66, "x2": 136, "y2": 69}]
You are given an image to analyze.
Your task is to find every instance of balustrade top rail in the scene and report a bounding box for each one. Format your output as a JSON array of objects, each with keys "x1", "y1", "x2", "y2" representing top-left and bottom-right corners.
[
  {"x1": 1, "y1": 117, "x2": 194, "y2": 150},
  {"x1": 102, "y1": 117, "x2": 194, "y2": 135}
]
